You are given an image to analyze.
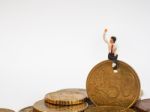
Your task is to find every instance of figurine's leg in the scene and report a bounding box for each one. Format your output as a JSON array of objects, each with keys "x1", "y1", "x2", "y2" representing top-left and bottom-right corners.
[
  {"x1": 108, "y1": 53, "x2": 116, "y2": 70},
  {"x1": 108, "y1": 53, "x2": 112, "y2": 60},
  {"x1": 112, "y1": 55, "x2": 118, "y2": 73}
]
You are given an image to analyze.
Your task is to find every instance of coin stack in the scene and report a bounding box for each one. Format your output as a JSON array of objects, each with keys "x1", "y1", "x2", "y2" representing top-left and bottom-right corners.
[
  {"x1": 19, "y1": 60, "x2": 150, "y2": 112},
  {"x1": 19, "y1": 89, "x2": 89, "y2": 112}
]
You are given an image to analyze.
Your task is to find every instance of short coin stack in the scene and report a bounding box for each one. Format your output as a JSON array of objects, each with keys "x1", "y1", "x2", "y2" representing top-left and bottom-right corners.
[
  {"x1": 20, "y1": 88, "x2": 88, "y2": 112},
  {"x1": 86, "y1": 60, "x2": 141, "y2": 112}
]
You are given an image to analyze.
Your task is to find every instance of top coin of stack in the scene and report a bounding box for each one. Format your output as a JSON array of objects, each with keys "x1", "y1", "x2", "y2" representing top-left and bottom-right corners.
[
  {"x1": 45, "y1": 88, "x2": 88, "y2": 105},
  {"x1": 86, "y1": 60, "x2": 141, "y2": 111}
]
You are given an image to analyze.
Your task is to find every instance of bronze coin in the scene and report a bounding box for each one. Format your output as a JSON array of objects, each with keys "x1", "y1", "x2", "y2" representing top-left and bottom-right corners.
[
  {"x1": 33, "y1": 100, "x2": 88, "y2": 112},
  {"x1": 133, "y1": 99, "x2": 150, "y2": 112},
  {"x1": 19, "y1": 106, "x2": 33, "y2": 112},
  {"x1": 0, "y1": 108, "x2": 15, "y2": 112},
  {"x1": 45, "y1": 88, "x2": 87, "y2": 105},
  {"x1": 86, "y1": 60, "x2": 141, "y2": 108},
  {"x1": 85, "y1": 106, "x2": 135, "y2": 112}
]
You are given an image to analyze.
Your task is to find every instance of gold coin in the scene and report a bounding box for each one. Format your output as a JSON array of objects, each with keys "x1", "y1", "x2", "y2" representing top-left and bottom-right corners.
[
  {"x1": 85, "y1": 106, "x2": 135, "y2": 112},
  {"x1": 45, "y1": 88, "x2": 88, "y2": 105},
  {"x1": 0, "y1": 108, "x2": 15, "y2": 112},
  {"x1": 86, "y1": 60, "x2": 140, "y2": 108},
  {"x1": 33, "y1": 100, "x2": 88, "y2": 112},
  {"x1": 19, "y1": 106, "x2": 33, "y2": 112}
]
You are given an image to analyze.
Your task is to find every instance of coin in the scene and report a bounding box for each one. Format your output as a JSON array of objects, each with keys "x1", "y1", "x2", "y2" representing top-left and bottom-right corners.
[
  {"x1": 86, "y1": 60, "x2": 140, "y2": 108},
  {"x1": 84, "y1": 106, "x2": 135, "y2": 112},
  {"x1": 0, "y1": 108, "x2": 15, "y2": 112},
  {"x1": 33, "y1": 100, "x2": 88, "y2": 112},
  {"x1": 45, "y1": 88, "x2": 88, "y2": 105},
  {"x1": 19, "y1": 106, "x2": 33, "y2": 112},
  {"x1": 133, "y1": 99, "x2": 150, "y2": 112}
]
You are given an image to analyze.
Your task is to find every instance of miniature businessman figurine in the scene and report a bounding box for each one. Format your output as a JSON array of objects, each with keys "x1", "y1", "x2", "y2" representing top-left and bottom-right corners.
[{"x1": 103, "y1": 28, "x2": 118, "y2": 73}]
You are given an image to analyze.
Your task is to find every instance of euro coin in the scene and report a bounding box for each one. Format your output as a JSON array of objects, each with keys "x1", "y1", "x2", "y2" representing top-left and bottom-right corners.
[
  {"x1": 86, "y1": 60, "x2": 140, "y2": 108},
  {"x1": 33, "y1": 100, "x2": 88, "y2": 112},
  {"x1": 45, "y1": 88, "x2": 87, "y2": 105}
]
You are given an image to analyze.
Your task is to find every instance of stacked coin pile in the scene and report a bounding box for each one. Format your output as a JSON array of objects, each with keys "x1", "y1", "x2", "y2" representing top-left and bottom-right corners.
[
  {"x1": 18, "y1": 60, "x2": 150, "y2": 112},
  {"x1": 19, "y1": 88, "x2": 89, "y2": 112}
]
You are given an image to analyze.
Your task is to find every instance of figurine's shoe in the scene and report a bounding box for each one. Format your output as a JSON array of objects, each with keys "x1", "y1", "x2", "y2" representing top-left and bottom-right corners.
[
  {"x1": 112, "y1": 63, "x2": 116, "y2": 68},
  {"x1": 113, "y1": 70, "x2": 118, "y2": 73}
]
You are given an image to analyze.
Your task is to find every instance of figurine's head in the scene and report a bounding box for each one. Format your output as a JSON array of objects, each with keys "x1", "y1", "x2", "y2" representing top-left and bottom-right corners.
[{"x1": 110, "y1": 36, "x2": 116, "y2": 44}]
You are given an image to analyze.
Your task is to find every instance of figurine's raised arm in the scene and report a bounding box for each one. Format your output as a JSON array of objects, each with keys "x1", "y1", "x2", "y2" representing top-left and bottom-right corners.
[
  {"x1": 103, "y1": 28, "x2": 118, "y2": 73},
  {"x1": 103, "y1": 29, "x2": 109, "y2": 44}
]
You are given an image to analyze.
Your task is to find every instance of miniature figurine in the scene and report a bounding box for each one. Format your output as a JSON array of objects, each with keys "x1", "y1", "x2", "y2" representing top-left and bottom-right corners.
[{"x1": 103, "y1": 28, "x2": 118, "y2": 73}]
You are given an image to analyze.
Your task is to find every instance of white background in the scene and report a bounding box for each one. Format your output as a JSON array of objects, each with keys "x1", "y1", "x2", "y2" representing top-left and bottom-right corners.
[{"x1": 0, "y1": 0, "x2": 150, "y2": 111}]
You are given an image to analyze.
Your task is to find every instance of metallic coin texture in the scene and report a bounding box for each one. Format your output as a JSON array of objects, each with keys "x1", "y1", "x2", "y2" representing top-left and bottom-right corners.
[
  {"x1": 133, "y1": 99, "x2": 150, "y2": 112},
  {"x1": 85, "y1": 106, "x2": 135, "y2": 112},
  {"x1": 86, "y1": 60, "x2": 140, "y2": 108},
  {"x1": 19, "y1": 106, "x2": 33, "y2": 112},
  {"x1": 0, "y1": 108, "x2": 15, "y2": 112},
  {"x1": 33, "y1": 100, "x2": 88, "y2": 112},
  {"x1": 45, "y1": 88, "x2": 87, "y2": 105}
]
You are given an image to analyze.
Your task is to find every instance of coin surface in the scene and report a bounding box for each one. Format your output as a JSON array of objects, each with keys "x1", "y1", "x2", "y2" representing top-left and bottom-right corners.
[
  {"x1": 45, "y1": 88, "x2": 87, "y2": 105},
  {"x1": 33, "y1": 100, "x2": 88, "y2": 112},
  {"x1": 0, "y1": 108, "x2": 15, "y2": 112},
  {"x1": 19, "y1": 106, "x2": 33, "y2": 112},
  {"x1": 85, "y1": 106, "x2": 135, "y2": 112},
  {"x1": 86, "y1": 60, "x2": 140, "y2": 108},
  {"x1": 133, "y1": 99, "x2": 150, "y2": 112}
]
